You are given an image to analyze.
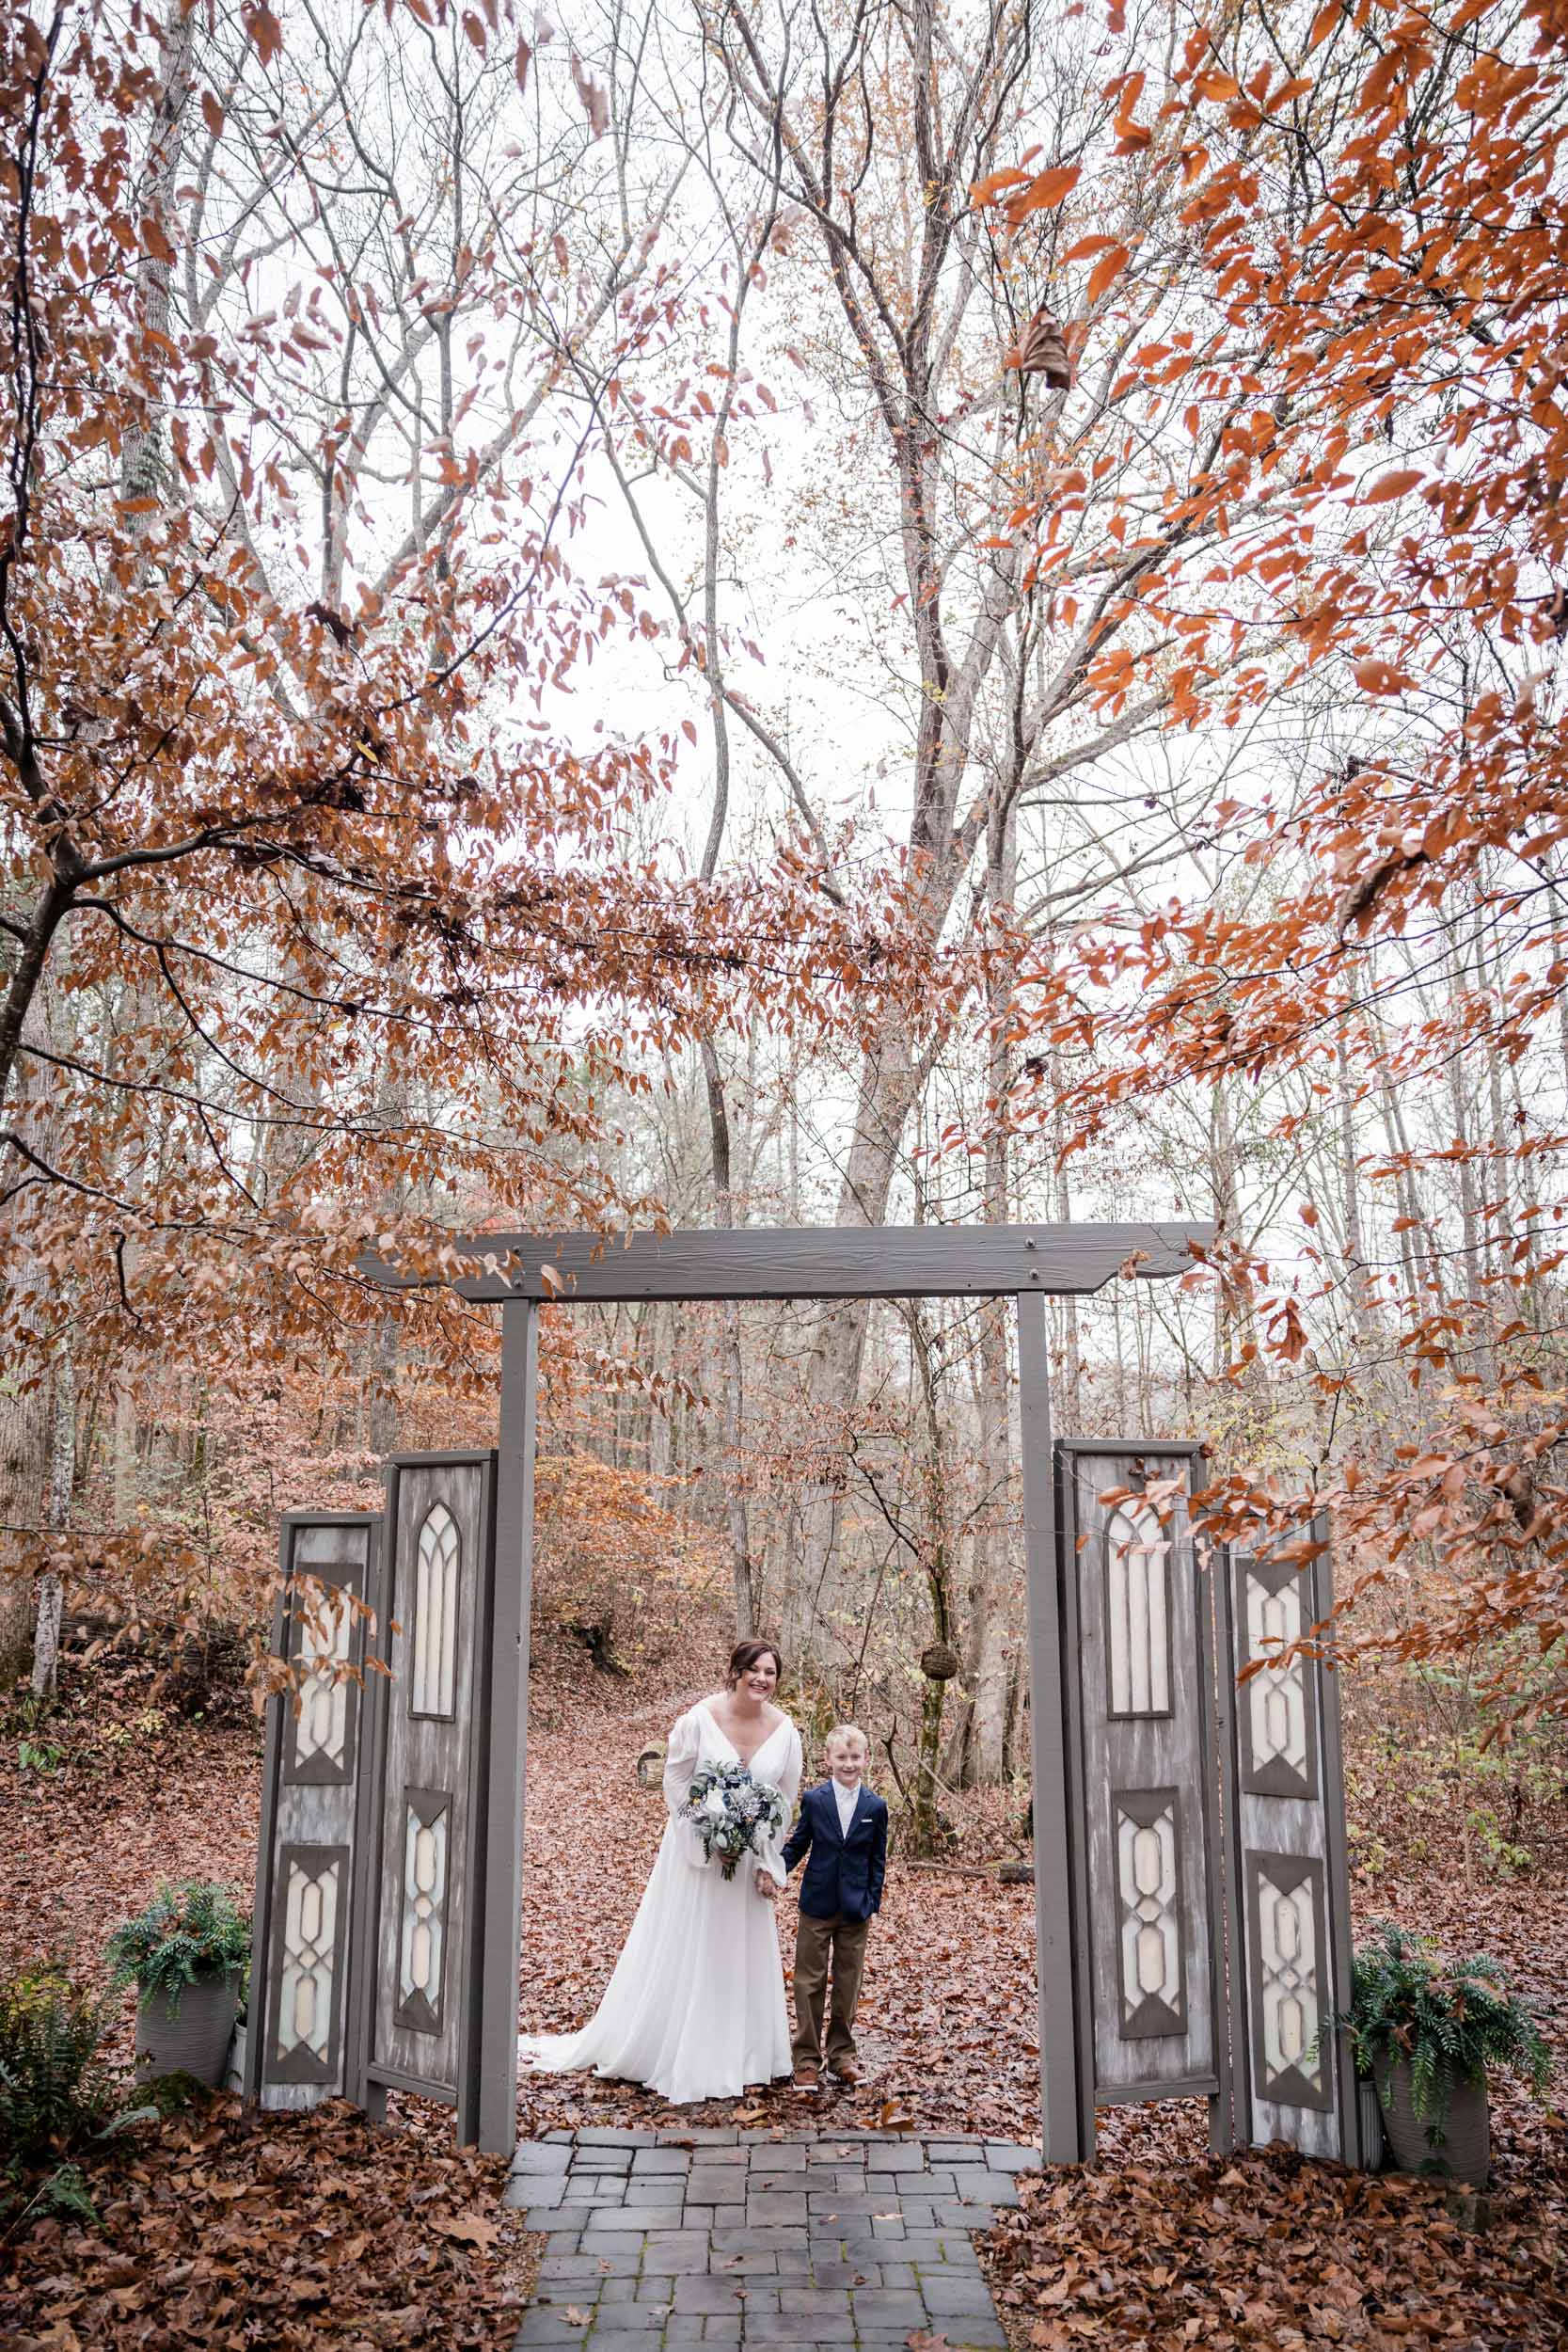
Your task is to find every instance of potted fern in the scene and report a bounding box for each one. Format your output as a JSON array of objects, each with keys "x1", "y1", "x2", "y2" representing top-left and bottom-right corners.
[
  {"x1": 1339, "y1": 1922, "x2": 1549, "y2": 2185},
  {"x1": 107, "y1": 1881, "x2": 250, "y2": 2090}
]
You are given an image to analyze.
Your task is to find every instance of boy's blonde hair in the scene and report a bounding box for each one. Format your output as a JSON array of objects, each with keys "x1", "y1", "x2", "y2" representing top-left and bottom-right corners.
[{"x1": 824, "y1": 1723, "x2": 868, "y2": 1756}]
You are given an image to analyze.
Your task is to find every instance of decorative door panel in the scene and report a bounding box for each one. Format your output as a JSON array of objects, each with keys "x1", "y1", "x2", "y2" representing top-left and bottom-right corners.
[
  {"x1": 249, "y1": 1513, "x2": 381, "y2": 2111},
  {"x1": 1055, "y1": 1443, "x2": 1227, "y2": 2138},
  {"x1": 364, "y1": 1454, "x2": 497, "y2": 2115},
  {"x1": 1220, "y1": 1522, "x2": 1359, "y2": 2162}
]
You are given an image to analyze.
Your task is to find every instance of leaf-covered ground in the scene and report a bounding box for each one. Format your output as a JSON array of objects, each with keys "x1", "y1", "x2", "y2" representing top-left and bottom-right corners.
[
  {"x1": 983, "y1": 2133, "x2": 1568, "y2": 2352},
  {"x1": 4, "y1": 1642, "x2": 1566, "y2": 2349},
  {"x1": 0, "y1": 2096, "x2": 538, "y2": 2352}
]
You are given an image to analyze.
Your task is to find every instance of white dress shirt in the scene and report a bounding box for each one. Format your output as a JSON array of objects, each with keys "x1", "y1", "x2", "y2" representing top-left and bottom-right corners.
[{"x1": 832, "y1": 1777, "x2": 861, "y2": 1836}]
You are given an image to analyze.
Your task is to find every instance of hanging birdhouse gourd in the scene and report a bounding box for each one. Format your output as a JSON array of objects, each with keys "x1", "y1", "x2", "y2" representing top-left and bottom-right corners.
[{"x1": 921, "y1": 1641, "x2": 961, "y2": 1681}]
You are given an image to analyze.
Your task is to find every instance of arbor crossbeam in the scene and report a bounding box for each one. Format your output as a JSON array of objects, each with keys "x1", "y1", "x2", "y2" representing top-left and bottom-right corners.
[{"x1": 358, "y1": 1220, "x2": 1213, "y2": 1305}]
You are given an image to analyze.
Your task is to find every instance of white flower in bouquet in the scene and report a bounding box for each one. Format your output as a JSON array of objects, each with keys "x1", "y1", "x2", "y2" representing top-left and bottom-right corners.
[{"x1": 682, "y1": 1760, "x2": 786, "y2": 1880}]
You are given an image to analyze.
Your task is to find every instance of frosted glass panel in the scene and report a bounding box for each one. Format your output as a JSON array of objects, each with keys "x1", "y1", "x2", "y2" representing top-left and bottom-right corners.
[
  {"x1": 1257, "y1": 1867, "x2": 1323, "y2": 2096},
  {"x1": 398, "y1": 1797, "x2": 450, "y2": 2024},
  {"x1": 292, "y1": 1588, "x2": 353, "y2": 1772},
  {"x1": 411, "y1": 1502, "x2": 460, "y2": 1718},
  {"x1": 277, "y1": 1854, "x2": 340, "y2": 2066},
  {"x1": 1246, "y1": 1572, "x2": 1308, "y2": 1777},
  {"x1": 1105, "y1": 1502, "x2": 1170, "y2": 1715},
  {"x1": 1115, "y1": 1796, "x2": 1181, "y2": 2028}
]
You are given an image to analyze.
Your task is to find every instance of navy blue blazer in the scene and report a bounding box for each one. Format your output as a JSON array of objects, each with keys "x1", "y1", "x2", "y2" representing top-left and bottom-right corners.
[{"x1": 782, "y1": 1780, "x2": 888, "y2": 1922}]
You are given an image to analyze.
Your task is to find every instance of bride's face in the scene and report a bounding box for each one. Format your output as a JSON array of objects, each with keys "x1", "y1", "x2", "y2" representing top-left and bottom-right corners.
[{"x1": 736, "y1": 1653, "x2": 778, "y2": 1704}]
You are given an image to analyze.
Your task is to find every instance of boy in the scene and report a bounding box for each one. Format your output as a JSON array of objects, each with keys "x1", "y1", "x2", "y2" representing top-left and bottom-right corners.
[{"x1": 780, "y1": 1723, "x2": 888, "y2": 2090}]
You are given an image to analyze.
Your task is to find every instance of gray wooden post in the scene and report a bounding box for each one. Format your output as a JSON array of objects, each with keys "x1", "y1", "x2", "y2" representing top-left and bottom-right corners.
[
  {"x1": 1016, "y1": 1289, "x2": 1088, "y2": 2164},
  {"x1": 475, "y1": 1299, "x2": 539, "y2": 2154}
]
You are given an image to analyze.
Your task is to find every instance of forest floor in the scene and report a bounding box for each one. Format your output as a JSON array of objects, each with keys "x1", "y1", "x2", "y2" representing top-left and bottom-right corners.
[{"x1": 2, "y1": 1630, "x2": 1566, "y2": 2348}]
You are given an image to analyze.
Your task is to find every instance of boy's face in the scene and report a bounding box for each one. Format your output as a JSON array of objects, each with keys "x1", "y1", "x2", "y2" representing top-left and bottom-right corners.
[{"x1": 826, "y1": 1735, "x2": 866, "y2": 1786}]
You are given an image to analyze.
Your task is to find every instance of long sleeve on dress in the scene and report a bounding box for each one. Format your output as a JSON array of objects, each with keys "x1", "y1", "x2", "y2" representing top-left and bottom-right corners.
[
  {"x1": 758, "y1": 1725, "x2": 803, "y2": 1885},
  {"x1": 662, "y1": 1706, "x2": 703, "y2": 1815}
]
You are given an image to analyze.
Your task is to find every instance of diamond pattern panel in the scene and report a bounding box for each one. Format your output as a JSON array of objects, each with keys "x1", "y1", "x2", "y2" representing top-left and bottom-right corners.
[
  {"x1": 266, "y1": 1843, "x2": 348, "y2": 2086},
  {"x1": 1235, "y1": 1556, "x2": 1320, "y2": 1800},
  {"x1": 289, "y1": 1588, "x2": 354, "y2": 1782},
  {"x1": 396, "y1": 1788, "x2": 451, "y2": 2034},
  {"x1": 1113, "y1": 1789, "x2": 1186, "y2": 2037},
  {"x1": 1245, "y1": 1851, "x2": 1331, "y2": 2110}
]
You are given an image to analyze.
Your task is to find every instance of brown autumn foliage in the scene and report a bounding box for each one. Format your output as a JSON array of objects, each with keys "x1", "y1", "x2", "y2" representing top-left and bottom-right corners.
[
  {"x1": 0, "y1": 2091, "x2": 535, "y2": 2352},
  {"x1": 0, "y1": 0, "x2": 929, "y2": 1641},
  {"x1": 969, "y1": 0, "x2": 1568, "y2": 1719},
  {"x1": 983, "y1": 2137, "x2": 1568, "y2": 2352}
]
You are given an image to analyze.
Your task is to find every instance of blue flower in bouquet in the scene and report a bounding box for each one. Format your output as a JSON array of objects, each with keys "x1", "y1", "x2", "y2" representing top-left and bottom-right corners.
[{"x1": 681, "y1": 1760, "x2": 785, "y2": 1880}]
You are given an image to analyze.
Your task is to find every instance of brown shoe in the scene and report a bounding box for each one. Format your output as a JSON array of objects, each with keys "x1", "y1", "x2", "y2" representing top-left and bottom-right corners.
[
  {"x1": 826, "y1": 2059, "x2": 860, "y2": 2087},
  {"x1": 793, "y1": 2065, "x2": 819, "y2": 2092}
]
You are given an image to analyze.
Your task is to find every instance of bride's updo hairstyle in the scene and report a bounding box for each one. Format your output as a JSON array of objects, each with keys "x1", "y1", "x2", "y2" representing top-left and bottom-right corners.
[{"x1": 727, "y1": 1638, "x2": 784, "y2": 1688}]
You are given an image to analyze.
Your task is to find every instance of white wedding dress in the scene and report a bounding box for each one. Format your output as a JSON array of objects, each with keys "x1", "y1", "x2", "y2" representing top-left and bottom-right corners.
[{"x1": 518, "y1": 1701, "x2": 802, "y2": 2104}]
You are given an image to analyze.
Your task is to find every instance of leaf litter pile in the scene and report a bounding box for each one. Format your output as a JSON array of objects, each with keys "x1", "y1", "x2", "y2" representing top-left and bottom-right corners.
[
  {"x1": 4, "y1": 1637, "x2": 1567, "y2": 2349},
  {"x1": 0, "y1": 2095, "x2": 536, "y2": 2352},
  {"x1": 983, "y1": 2129, "x2": 1568, "y2": 2352}
]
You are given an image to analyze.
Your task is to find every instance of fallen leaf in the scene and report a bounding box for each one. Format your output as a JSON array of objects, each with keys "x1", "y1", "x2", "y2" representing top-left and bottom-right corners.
[{"x1": 431, "y1": 2208, "x2": 499, "y2": 2252}]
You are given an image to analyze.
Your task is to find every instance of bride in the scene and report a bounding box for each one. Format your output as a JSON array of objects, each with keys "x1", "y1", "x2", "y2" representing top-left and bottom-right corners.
[{"x1": 518, "y1": 1639, "x2": 802, "y2": 2105}]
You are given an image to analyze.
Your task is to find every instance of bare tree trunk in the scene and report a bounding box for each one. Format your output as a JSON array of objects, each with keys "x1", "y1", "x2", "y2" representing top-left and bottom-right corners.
[
  {"x1": 1507, "y1": 1054, "x2": 1541, "y2": 1315},
  {"x1": 1001, "y1": 1648, "x2": 1023, "y2": 1783},
  {"x1": 701, "y1": 1040, "x2": 756, "y2": 1640},
  {"x1": 367, "y1": 1312, "x2": 400, "y2": 1456},
  {"x1": 1448, "y1": 1051, "x2": 1489, "y2": 1369},
  {"x1": 29, "y1": 1354, "x2": 73, "y2": 1695},
  {"x1": 120, "y1": 7, "x2": 198, "y2": 513},
  {"x1": 112, "y1": 1376, "x2": 139, "y2": 1528},
  {"x1": 785, "y1": 1028, "x2": 927, "y2": 1658},
  {"x1": 1336, "y1": 1028, "x2": 1376, "y2": 1351},
  {"x1": 908, "y1": 1306, "x2": 956, "y2": 1855},
  {"x1": 1210, "y1": 1078, "x2": 1267, "y2": 1423},
  {"x1": 965, "y1": 798, "x2": 1019, "y2": 1782},
  {"x1": 2, "y1": 1014, "x2": 60, "y2": 1685},
  {"x1": 1372, "y1": 1004, "x2": 1433, "y2": 1308},
  {"x1": 1051, "y1": 1048, "x2": 1085, "y2": 1426},
  {"x1": 650, "y1": 1304, "x2": 675, "y2": 1485},
  {"x1": 0, "y1": 1364, "x2": 44, "y2": 1685}
]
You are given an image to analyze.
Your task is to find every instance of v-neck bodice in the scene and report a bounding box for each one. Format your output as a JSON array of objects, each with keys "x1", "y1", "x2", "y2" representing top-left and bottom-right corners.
[{"x1": 698, "y1": 1699, "x2": 789, "y2": 1772}]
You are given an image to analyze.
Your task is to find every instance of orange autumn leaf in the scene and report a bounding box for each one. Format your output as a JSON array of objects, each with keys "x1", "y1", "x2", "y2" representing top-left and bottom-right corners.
[
  {"x1": 1363, "y1": 469, "x2": 1425, "y2": 502},
  {"x1": 1004, "y1": 164, "x2": 1083, "y2": 223},
  {"x1": 1354, "y1": 656, "x2": 1413, "y2": 693},
  {"x1": 1086, "y1": 243, "x2": 1131, "y2": 303}
]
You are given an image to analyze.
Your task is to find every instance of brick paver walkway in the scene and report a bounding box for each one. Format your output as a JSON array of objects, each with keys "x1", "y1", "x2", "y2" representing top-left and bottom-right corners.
[{"x1": 504, "y1": 2127, "x2": 1036, "y2": 2350}]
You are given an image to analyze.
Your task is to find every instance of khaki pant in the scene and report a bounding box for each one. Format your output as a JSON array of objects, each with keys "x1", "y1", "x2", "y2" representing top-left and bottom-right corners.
[{"x1": 792, "y1": 1911, "x2": 871, "y2": 2072}]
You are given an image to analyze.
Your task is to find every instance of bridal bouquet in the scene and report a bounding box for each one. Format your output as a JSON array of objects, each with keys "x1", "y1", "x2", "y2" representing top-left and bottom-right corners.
[{"x1": 681, "y1": 1761, "x2": 785, "y2": 1880}]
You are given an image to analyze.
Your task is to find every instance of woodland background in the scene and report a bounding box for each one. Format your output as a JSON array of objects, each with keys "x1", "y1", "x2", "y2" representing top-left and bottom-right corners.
[
  {"x1": 7, "y1": 0, "x2": 1568, "y2": 1789},
  {"x1": 5, "y1": 0, "x2": 1568, "y2": 2343}
]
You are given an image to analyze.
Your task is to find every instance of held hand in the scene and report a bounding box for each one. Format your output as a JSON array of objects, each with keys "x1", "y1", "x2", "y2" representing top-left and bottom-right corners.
[{"x1": 753, "y1": 1871, "x2": 779, "y2": 1901}]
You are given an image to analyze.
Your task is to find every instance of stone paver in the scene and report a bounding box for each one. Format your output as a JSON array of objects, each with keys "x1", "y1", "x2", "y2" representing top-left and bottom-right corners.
[{"x1": 506, "y1": 2130, "x2": 1034, "y2": 2350}]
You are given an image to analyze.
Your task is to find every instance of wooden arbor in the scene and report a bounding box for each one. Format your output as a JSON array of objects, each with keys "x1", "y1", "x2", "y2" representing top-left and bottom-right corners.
[{"x1": 246, "y1": 1222, "x2": 1361, "y2": 2172}]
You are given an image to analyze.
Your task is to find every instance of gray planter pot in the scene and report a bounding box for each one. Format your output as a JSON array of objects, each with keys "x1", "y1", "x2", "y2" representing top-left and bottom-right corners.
[
  {"x1": 135, "y1": 1972, "x2": 243, "y2": 2089},
  {"x1": 1376, "y1": 2056, "x2": 1491, "y2": 2186}
]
